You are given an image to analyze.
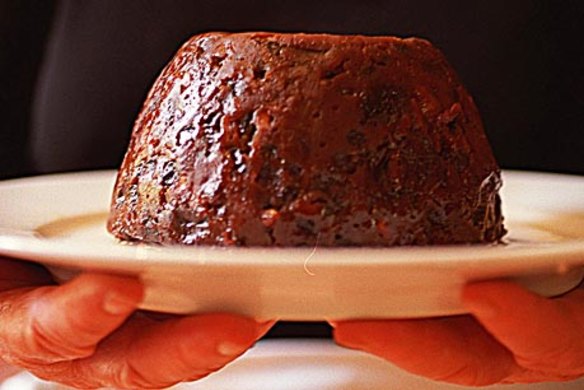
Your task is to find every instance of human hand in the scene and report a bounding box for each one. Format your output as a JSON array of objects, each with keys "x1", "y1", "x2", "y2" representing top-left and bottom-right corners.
[
  {"x1": 0, "y1": 258, "x2": 272, "y2": 389},
  {"x1": 331, "y1": 279, "x2": 584, "y2": 386}
]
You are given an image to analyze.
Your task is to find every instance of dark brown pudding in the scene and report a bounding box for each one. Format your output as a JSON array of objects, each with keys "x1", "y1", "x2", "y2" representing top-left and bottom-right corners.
[{"x1": 107, "y1": 32, "x2": 505, "y2": 246}]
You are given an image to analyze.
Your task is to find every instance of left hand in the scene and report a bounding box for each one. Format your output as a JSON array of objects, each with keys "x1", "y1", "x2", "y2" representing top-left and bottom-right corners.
[
  {"x1": 0, "y1": 258, "x2": 273, "y2": 389},
  {"x1": 331, "y1": 279, "x2": 584, "y2": 386}
]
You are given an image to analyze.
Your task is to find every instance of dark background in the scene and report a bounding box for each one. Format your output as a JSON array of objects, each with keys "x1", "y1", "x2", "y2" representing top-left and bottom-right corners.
[
  {"x1": 1, "y1": 0, "x2": 584, "y2": 180},
  {"x1": 1, "y1": 0, "x2": 583, "y2": 336}
]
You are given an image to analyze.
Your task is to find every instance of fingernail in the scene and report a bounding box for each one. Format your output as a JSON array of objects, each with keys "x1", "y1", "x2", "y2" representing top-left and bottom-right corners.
[
  {"x1": 328, "y1": 321, "x2": 338, "y2": 328},
  {"x1": 103, "y1": 291, "x2": 139, "y2": 315},
  {"x1": 217, "y1": 341, "x2": 250, "y2": 357}
]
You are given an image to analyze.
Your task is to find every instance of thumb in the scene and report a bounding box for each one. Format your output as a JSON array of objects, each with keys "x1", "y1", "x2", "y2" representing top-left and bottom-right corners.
[
  {"x1": 0, "y1": 273, "x2": 143, "y2": 367},
  {"x1": 462, "y1": 280, "x2": 584, "y2": 378}
]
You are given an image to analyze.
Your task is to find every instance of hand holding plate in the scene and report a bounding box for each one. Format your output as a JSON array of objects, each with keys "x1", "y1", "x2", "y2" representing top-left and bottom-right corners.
[
  {"x1": 331, "y1": 279, "x2": 584, "y2": 385},
  {"x1": 0, "y1": 258, "x2": 272, "y2": 388}
]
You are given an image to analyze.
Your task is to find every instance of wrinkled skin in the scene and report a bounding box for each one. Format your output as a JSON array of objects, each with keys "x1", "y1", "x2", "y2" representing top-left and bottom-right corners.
[
  {"x1": 3, "y1": 255, "x2": 582, "y2": 387},
  {"x1": 0, "y1": 258, "x2": 272, "y2": 389},
  {"x1": 332, "y1": 279, "x2": 584, "y2": 386}
]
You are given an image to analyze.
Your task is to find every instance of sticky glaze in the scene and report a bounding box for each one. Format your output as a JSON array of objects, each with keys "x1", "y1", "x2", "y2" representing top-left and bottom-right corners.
[{"x1": 108, "y1": 32, "x2": 505, "y2": 246}]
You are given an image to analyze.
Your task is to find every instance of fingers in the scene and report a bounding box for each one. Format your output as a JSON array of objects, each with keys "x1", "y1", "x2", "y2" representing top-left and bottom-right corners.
[
  {"x1": 0, "y1": 266, "x2": 273, "y2": 389},
  {"x1": 0, "y1": 273, "x2": 143, "y2": 367},
  {"x1": 333, "y1": 316, "x2": 517, "y2": 386},
  {"x1": 42, "y1": 313, "x2": 273, "y2": 389},
  {"x1": 332, "y1": 280, "x2": 584, "y2": 386},
  {"x1": 463, "y1": 281, "x2": 584, "y2": 380},
  {"x1": 122, "y1": 314, "x2": 271, "y2": 386},
  {"x1": 123, "y1": 314, "x2": 271, "y2": 387}
]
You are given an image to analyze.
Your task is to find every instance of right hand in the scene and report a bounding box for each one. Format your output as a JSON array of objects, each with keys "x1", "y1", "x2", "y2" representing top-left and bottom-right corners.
[
  {"x1": 0, "y1": 258, "x2": 272, "y2": 389},
  {"x1": 331, "y1": 280, "x2": 584, "y2": 386}
]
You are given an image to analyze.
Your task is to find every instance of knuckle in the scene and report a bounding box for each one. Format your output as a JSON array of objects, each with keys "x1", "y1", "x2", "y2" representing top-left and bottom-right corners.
[
  {"x1": 27, "y1": 361, "x2": 71, "y2": 383},
  {"x1": 35, "y1": 373, "x2": 100, "y2": 389},
  {"x1": 57, "y1": 362, "x2": 101, "y2": 389},
  {"x1": 27, "y1": 361, "x2": 99, "y2": 388},
  {"x1": 517, "y1": 344, "x2": 584, "y2": 376},
  {"x1": 0, "y1": 286, "x2": 96, "y2": 370},
  {"x1": 27, "y1": 318, "x2": 96, "y2": 362}
]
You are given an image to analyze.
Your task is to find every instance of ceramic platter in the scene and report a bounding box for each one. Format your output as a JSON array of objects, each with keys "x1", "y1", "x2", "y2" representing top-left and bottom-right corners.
[{"x1": 0, "y1": 170, "x2": 583, "y2": 320}]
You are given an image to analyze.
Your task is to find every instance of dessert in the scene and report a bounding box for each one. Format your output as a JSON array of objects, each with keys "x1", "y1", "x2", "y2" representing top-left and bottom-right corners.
[{"x1": 107, "y1": 32, "x2": 505, "y2": 246}]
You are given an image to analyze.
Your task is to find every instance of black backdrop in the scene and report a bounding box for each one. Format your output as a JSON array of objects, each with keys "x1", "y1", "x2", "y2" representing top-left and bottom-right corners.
[
  {"x1": 1, "y1": 0, "x2": 584, "y2": 336},
  {"x1": 1, "y1": 0, "x2": 584, "y2": 179}
]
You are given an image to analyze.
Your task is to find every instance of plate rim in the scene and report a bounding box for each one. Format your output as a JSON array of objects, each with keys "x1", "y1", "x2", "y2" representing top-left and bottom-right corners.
[{"x1": 0, "y1": 169, "x2": 584, "y2": 272}]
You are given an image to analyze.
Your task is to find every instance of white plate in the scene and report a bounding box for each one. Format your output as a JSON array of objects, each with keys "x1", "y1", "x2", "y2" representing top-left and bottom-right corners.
[
  {"x1": 0, "y1": 170, "x2": 583, "y2": 320},
  {"x1": 3, "y1": 339, "x2": 584, "y2": 390}
]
